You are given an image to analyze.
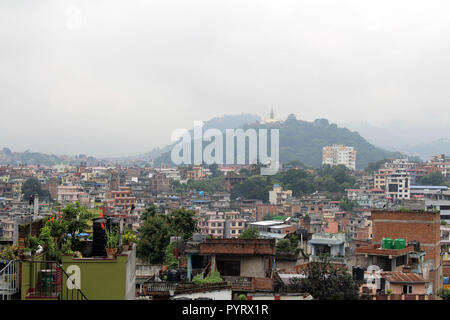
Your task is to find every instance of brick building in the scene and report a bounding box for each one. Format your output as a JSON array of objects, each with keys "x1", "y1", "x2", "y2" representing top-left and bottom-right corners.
[{"x1": 370, "y1": 209, "x2": 442, "y2": 294}]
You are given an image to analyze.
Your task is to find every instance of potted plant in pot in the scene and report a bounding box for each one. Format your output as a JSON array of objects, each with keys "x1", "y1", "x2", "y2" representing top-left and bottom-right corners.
[
  {"x1": 105, "y1": 228, "x2": 120, "y2": 259},
  {"x1": 26, "y1": 235, "x2": 42, "y2": 257},
  {"x1": 121, "y1": 230, "x2": 136, "y2": 251}
]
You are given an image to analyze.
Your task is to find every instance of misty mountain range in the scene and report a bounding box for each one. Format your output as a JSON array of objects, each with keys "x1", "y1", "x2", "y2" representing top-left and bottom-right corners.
[
  {"x1": 2, "y1": 113, "x2": 446, "y2": 168},
  {"x1": 340, "y1": 121, "x2": 450, "y2": 161}
]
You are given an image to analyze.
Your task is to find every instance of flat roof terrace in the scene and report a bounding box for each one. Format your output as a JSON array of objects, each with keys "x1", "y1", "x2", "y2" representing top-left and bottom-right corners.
[{"x1": 355, "y1": 244, "x2": 414, "y2": 257}]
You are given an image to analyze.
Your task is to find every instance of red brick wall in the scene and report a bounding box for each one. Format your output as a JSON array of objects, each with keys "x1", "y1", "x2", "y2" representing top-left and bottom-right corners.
[
  {"x1": 256, "y1": 205, "x2": 278, "y2": 221},
  {"x1": 252, "y1": 278, "x2": 273, "y2": 291},
  {"x1": 371, "y1": 210, "x2": 441, "y2": 292}
]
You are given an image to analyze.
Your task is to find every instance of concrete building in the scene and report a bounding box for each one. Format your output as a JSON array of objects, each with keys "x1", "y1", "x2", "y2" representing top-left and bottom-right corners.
[
  {"x1": 308, "y1": 232, "x2": 346, "y2": 263},
  {"x1": 386, "y1": 170, "x2": 410, "y2": 200},
  {"x1": 355, "y1": 209, "x2": 441, "y2": 296},
  {"x1": 322, "y1": 145, "x2": 356, "y2": 171},
  {"x1": 269, "y1": 184, "x2": 293, "y2": 205}
]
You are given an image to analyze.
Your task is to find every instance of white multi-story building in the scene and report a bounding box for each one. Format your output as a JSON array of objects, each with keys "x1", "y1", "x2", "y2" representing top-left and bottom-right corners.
[
  {"x1": 322, "y1": 145, "x2": 356, "y2": 170},
  {"x1": 268, "y1": 184, "x2": 293, "y2": 205},
  {"x1": 386, "y1": 169, "x2": 411, "y2": 200}
]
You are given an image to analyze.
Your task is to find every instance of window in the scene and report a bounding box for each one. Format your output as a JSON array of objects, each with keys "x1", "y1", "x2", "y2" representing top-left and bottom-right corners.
[
  {"x1": 388, "y1": 184, "x2": 398, "y2": 192},
  {"x1": 402, "y1": 285, "x2": 413, "y2": 294}
]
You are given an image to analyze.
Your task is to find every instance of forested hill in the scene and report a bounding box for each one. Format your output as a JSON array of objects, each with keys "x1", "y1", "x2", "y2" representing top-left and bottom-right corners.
[
  {"x1": 154, "y1": 114, "x2": 402, "y2": 170},
  {"x1": 251, "y1": 115, "x2": 402, "y2": 170}
]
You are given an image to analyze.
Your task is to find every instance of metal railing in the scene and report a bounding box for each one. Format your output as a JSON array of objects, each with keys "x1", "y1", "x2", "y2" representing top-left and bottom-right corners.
[
  {"x1": 146, "y1": 281, "x2": 178, "y2": 291},
  {"x1": 0, "y1": 260, "x2": 19, "y2": 300},
  {"x1": 24, "y1": 260, "x2": 88, "y2": 300},
  {"x1": 222, "y1": 276, "x2": 253, "y2": 289}
]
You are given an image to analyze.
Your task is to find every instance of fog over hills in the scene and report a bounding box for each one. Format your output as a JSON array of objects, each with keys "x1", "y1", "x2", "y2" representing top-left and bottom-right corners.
[{"x1": 340, "y1": 121, "x2": 450, "y2": 160}]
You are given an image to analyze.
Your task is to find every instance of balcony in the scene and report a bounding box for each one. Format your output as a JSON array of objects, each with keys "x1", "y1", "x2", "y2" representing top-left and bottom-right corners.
[{"x1": 21, "y1": 259, "x2": 87, "y2": 300}]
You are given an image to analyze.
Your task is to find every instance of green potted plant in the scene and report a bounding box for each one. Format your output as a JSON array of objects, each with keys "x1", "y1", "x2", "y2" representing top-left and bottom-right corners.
[
  {"x1": 105, "y1": 228, "x2": 120, "y2": 258},
  {"x1": 26, "y1": 235, "x2": 42, "y2": 256},
  {"x1": 121, "y1": 230, "x2": 136, "y2": 251}
]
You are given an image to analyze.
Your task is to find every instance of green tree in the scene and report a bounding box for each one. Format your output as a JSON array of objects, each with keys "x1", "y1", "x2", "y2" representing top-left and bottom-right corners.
[
  {"x1": 437, "y1": 288, "x2": 450, "y2": 300},
  {"x1": 61, "y1": 202, "x2": 95, "y2": 249},
  {"x1": 419, "y1": 172, "x2": 449, "y2": 186},
  {"x1": 339, "y1": 198, "x2": 359, "y2": 212},
  {"x1": 365, "y1": 159, "x2": 390, "y2": 173},
  {"x1": 232, "y1": 175, "x2": 272, "y2": 202},
  {"x1": 239, "y1": 226, "x2": 260, "y2": 239},
  {"x1": 21, "y1": 177, "x2": 51, "y2": 201},
  {"x1": 208, "y1": 163, "x2": 223, "y2": 177},
  {"x1": 276, "y1": 239, "x2": 294, "y2": 254},
  {"x1": 170, "y1": 208, "x2": 198, "y2": 240},
  {"x1": 288, "y1": 260, "x2": 361, "y2": 300},
  {"x1": 137, "y1": 214, "x2": 172, "y2": 263},
  {"x1": 164, "y1": 241, "x2": 178, "y2": 269},
  {"x1": 142, "y1": 204, "x2": 158, "y2": 221}
]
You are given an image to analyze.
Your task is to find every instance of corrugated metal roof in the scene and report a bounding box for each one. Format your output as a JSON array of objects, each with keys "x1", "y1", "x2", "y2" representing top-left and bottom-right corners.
[{"x1": 384, "y1": 272, "x2": 426, "y2": 283}]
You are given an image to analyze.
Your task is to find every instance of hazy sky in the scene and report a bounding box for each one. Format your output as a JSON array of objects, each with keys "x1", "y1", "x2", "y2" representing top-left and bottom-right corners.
[{"x1": 1, "y1": 0, "x2": 450, "y2": 157}]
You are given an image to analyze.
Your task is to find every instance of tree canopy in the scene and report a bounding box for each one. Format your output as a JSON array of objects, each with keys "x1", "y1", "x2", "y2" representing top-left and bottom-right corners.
[
  {"x1": 287, "y1": 260, "x2": 362, "y2": 300},
  {"x1": 419, "y1": 171, "x2": 450, "y2": 186},
  {"x1": 137, "y1": 206, "x2": 198, "y2": 263},
  {"x1": 238, "y1": 226, "x2": 260, "y2": 239},
  {"x1": 21, "y1": 177, "x2": 51, "y2": 201}
]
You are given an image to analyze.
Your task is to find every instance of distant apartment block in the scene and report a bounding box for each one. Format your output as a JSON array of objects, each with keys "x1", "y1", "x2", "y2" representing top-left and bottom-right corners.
[
  {"x1": 268, "y1": 184, "x2": 293, "y2": 205},
  {"x1": 322, "y1": 145, "x2": 356, "y2": 170},
  {"x1": 386, "y1": 170, "x2": 411, "y2": 200}
]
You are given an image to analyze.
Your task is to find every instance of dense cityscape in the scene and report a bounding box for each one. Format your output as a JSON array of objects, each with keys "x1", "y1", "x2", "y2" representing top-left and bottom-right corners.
[
  {"x1": 1, "y1": 112, "x2": 450, "y2": 301},
  {"x1": 3, "y1": 1, "x2": 450, "y2": 315}
]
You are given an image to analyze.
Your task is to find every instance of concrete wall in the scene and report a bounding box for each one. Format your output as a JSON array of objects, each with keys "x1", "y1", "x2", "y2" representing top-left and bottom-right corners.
[
  {"x1": 388, "y1": 282, "x2": 426, "y2": 295},
  {"x1": 61, "y1": 248, "x2": 135, "y2": 300},
  {"x1": 125, "y1": 245, "x2": 136, "y2": 300},
  {"x1": 240, "y1": 256, "x2": 266, "y2": 278},
  {"x1": 173, "y1": 289, "x2": 232, "y2": 300}
]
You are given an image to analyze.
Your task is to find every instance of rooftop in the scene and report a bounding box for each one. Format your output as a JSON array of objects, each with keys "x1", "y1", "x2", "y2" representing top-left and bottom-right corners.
[
  {"x1": 250, "y1": 220, "x2": 285, "y2": 226},
  {"x1": 383, "y1": 271, "x2": 427, "y2": 284}
]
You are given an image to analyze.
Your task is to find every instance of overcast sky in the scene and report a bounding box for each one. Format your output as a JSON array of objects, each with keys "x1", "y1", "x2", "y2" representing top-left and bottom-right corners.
[{"x1": 1, "y1": 0, "x2": 450, "y2": 157}]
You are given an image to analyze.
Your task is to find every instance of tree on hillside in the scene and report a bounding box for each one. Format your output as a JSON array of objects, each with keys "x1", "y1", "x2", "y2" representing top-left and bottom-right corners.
[
  {"x1": 365, "y1": 159, "x2": 390, "y2": 173},
  {"x1": 419, "y1": 172, "x2": 449, "y2": 186},
  {"x1": 339, "y1": 198, "x2": 359, "y2": 212},
  {"x1": 208, "y1": 163, "x2": 223, "y2": 177},
  {"x1": 231, "y1": 175, "x2": 272, "y2": 202},
  {"x1": 187, "y1": 176, "x2": 225, "y2": 194}
]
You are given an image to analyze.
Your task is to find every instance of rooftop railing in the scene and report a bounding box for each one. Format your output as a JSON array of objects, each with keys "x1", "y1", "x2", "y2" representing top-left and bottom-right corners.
[
  {"x1": 23, "y1": 260, "x2": 88, "y2": 300},
  {"x1": 0, "y1": 260, "x2": 19, "y2": 300}
]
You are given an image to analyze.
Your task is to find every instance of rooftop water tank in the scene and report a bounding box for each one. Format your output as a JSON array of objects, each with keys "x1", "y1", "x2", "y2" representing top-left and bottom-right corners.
[
  {"x1": 394, "y1": 238, "x2": 405, "y2": 250},
  {"x1": 382, "y1": 238, "x2": 393, "y2": 249},
  {"x1": 92, "y1": 218, "x2": 107, "y2": 257}
]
